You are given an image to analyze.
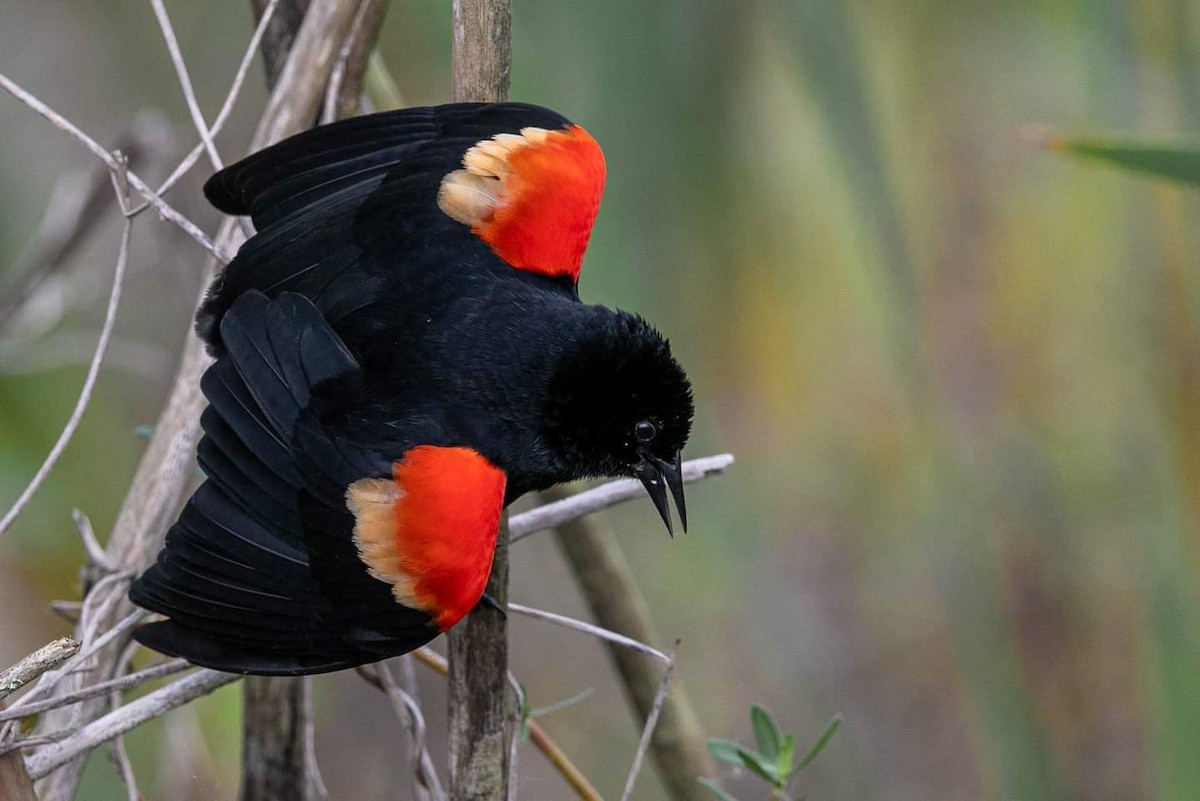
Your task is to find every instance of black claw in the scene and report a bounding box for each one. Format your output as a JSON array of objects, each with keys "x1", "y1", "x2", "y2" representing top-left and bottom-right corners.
[{"x1": 476, "y1": 591, "x2": 507, "y2": 618}]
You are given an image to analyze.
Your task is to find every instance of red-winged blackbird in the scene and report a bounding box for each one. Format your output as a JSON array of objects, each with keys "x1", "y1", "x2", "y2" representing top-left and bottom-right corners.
[{"x1": 129, "y1": 103, "x2": 694, "y2": 675}]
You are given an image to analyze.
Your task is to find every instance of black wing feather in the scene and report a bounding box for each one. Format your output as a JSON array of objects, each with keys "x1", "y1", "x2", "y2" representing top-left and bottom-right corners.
[
  {"x1": 203, "y1": 102, "x2": 572, "y2": 225},
  {"x1": 195, "y1": 103, "x2": 576, "y2": 355},
  {"x1": 130, "y1": 292, "x2": 437, "y2": 675}
]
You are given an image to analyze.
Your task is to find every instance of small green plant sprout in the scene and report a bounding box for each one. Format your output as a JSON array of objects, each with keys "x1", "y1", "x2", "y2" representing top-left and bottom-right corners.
[{"x1": 700, "y1": 706, "x2": 841, "y2": 801}]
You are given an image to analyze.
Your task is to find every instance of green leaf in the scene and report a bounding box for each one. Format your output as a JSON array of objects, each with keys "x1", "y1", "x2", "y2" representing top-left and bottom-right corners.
[
  {"x1": 796, "y1": 715, "x2": 843, "y2": 771},
  {"x1": 737, "y1": 746, "x2": 781, "y2": 786},
  {"x1": 1034, "y1": 130, "x2": 1200, "y2": 187},
  {"x1": 777, "y1": 733, "x2": 796, "y2": 779},
  {"x1": 707, "y1": 738, "x2": 746, "y2": 767},
  {"x1": 697, "y1": 778, "x2": 742, "y2": 801},
  {"x1": 750, "y1": 705, "x2": 781, "y2": 761}
]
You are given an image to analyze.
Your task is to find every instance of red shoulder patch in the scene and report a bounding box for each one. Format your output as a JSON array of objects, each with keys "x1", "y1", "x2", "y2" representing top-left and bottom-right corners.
[
  {"x1": 437, "y1": 125, "x2": 606, "y2": 282},
  {"x1": 347, "y1": 446, "x2": 506, "y2": 630}
]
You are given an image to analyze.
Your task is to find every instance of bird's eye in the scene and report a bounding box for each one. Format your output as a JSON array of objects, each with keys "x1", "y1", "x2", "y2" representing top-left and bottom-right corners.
[{"x1": 635, "y1": 420, "x2": 657, "y2": 442}]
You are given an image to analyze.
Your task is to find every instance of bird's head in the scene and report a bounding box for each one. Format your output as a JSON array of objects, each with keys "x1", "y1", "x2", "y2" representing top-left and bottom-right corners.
[{"x1": 542, "y1": 310, "x2": 694, "y2": 534}]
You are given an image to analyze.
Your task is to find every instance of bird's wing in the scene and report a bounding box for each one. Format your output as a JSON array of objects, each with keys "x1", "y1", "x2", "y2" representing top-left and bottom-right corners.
[
  {"x1": 131, "y1": 292, "x2": 506, "y2": 676},
  {"x1": 197, "y1": 103, "x2": 605, "y2": 350}
]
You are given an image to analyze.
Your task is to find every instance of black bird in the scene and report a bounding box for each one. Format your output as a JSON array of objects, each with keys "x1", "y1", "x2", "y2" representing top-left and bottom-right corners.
[{"x1": 130, "y1": 102, "x2": 694, "y2": 675}]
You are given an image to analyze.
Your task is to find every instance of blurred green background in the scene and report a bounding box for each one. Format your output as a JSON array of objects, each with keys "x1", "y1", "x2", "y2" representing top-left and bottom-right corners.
[{"x1": 4, "y1": 0, "x2": 1200, "y2": 798}]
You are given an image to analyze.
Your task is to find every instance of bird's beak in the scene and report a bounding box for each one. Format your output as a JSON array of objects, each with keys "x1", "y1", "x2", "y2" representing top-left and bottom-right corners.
[{"x1": 637, "y1": 451, "x2": 687, "y2": 536}]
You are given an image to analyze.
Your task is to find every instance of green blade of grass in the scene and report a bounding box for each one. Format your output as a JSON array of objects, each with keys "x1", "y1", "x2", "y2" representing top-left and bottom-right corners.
[
  {"x1": 796, "y1": 715, "x2": 842, "y2": 771},
  {"x1": 1031, "y1": 129, "x2": 1200, "y2": 187}
]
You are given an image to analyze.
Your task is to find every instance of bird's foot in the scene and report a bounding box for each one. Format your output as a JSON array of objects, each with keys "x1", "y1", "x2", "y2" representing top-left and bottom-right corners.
[{"x1": 476, "y1": 592, "x2": 507, "y2": 618}]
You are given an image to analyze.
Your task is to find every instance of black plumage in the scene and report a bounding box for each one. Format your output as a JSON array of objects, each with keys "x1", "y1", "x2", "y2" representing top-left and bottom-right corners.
[{"x1": 130, "y1": 103, "x2": 694, "y2": 675}]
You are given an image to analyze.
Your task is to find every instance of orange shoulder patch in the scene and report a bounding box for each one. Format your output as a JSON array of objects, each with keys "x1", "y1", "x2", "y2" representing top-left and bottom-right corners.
[
  {"x1": 437, "y1": 125, "x2": 606, "y2": 282},
  {"x1": 347, "y1": 446, "x2": 506, "y2": 630}
]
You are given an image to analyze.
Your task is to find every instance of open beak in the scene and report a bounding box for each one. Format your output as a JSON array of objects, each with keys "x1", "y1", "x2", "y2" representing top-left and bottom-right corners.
[{"x1": 636, "y1": 451, "x2": 688, "y2": 536}]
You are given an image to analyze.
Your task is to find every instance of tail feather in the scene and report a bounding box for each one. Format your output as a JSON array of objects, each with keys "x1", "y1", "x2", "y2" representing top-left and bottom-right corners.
[{"x1": 133, "y1": 620, "x2": 363, "y2": 676}]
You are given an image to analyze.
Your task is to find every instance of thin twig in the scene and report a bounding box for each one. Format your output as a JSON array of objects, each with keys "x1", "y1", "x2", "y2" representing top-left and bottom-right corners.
[
  {"x1": 0, "y1": 640, "x2": 80, "y2": 703},
  {"x1": 21, "y1": 608, "x2": 143, "y2": 709},
  {"x1": 410, "y1": 648, "x2": 603, "y2": 801},
  {"x1": 149, "y1": 0, "x2": 223, "y2": 169},
  {"x1": 108, "y1": 730, "x2": 138, "y2": 801},
  {"x1": 0, "y1": 72, "x2": 225, "y2": 260},
  {"x1": 619, "y1": 648, "x2": 676, "y2": 801},
  {"x1": 0, "y1": 660, "x2": 190, "y2": 723},
  {"x1": 71, "y1": 510, "x2": 115, "y2": 574},
  {"x1": 508, "y1": 603, "x2": 671, "y2": 664},
  {"x1": 250, "y1": 0, "x2": 314, "y2": 88},
  {"x1": 0, "y1": 206, "x2": 134, "y2": 536},
  {"x1": 322, "y1": 0, "x2": 390, "y2": 122},
  {"x1": 376, "y1": 662, "x2": 447, "y2": 801},
  {"x1": 147, "y1": 0, "x2": 260, "y2": 239},
  {"x1": 24, "y1": 670, "x2": 241, "y2": 780},
  {"x1": 323, "y1": 0, "x2": 370, "y2": 124},
  {"x1": 75, "y1": 579, "x2": 140, "y2": 658},
  {"x1": 509, "y1": 453, "x2": 735, "y2": 542},
  {"x1": 48, "y1": 602, "x2": 82, "y2": 625},
  {"x1": 252, "y1": 0, "x2": 364, "y2": 147},
  {"x1": 105, "y1": 642, "x2": 142, "y2": 801},
  {"x1": 507, "y1": 671, "x2": 524, "y2": 801},
  {"x1": 136, "y1": 0, "x2": 282, "y2": 212},
  {"x1": 0, "y1": 139, "x2": 148, "y2": 333},
  {"x1": 27, "y1": 0, "x2": 348, "y2": 795},
  {"x1": 549, "y1": 486, "x2": 714, "y2": 799}
]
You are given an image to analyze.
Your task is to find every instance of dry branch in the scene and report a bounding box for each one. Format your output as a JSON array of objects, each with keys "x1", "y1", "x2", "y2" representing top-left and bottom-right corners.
[
  {"x1": 0, "y1": 752, "x2": 36, "y2": 801},
  {"x1": 510, "y1": 454, "x2": 734, "y2": 543},
  {"x1": 0, "y1": 660, "x2": 188, "y2": 723},
  {"x1": 323, "y1": 0, "x2": 391, "y2": 122},
  {"x1": 150, "y1": 0, "x2": 224, "y2": 170},
  {"x1": 231, "y1": 1, "x2": 370, "y2": 798},
  {"x1": 240, "y1": 678, "x2": 326, "y2": 801},
  {"x1": 508, "y1": 603, "x2": 670, "y2": 663},
  {"x1": 446, "y1": 2, "x2": 513, "y2": 799},
  {"x1": 138, "y1": 0, "x2": 282, "y2": 213},
  {"x1": 448, "y1": 517, "x2": 512, "y2": 801},
  {"x1": 253, "y1": 0, "x2": 363, "y2": 147},
  {"x1": 0, "y1": 208, "x2": 133, "y2": 536},
  {"x1": 620, "y1": 652, "x2": 675, "y2": 801},
  {"x1": 25, "y1": 0, "x2": 365, "y2": 794},
  {"x1": 0, "y1": 639, "x2": 80, "y2": 704},
  {"x1": 376, "y1": 661, "x2": 447, "y2": 801},
  {"x1": 413, "y1": 648, "x2": 603, "y2": 801},
  {"x1": 25, "y1": 670, "x2": 239, "y2": 780},
  {"x1": 451, "y1": 0, "x2": 511, "y2": 104},
  {"x1": 251, "y1": 0, "x2": 314, "y2": 87},
  {"x1": 0, "y1": 72, "x2": 225, "y2": 260},
  {"x1": 548, "y1": 488, "x2": 715, "y2": 801}
]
